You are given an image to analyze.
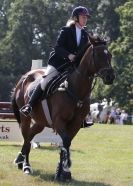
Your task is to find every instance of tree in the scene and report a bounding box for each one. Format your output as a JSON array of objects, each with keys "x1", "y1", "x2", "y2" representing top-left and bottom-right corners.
[
  {"x1": 109, "y1": 0, "x2": 133, "y2": 113},
  {"x1": 96, "y1": 0, "x2": 126, "y2": 41}
]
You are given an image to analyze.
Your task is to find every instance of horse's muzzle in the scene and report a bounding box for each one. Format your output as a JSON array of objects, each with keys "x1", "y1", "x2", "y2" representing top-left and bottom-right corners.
[{"x1": 100, "y1": 68, "x2": 115, "y2": 85}]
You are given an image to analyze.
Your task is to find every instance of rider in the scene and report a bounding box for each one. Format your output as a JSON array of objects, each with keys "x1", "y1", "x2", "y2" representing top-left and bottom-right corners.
[{"x1": 20, "y1": 6, "x2": 91, "y2": 117}]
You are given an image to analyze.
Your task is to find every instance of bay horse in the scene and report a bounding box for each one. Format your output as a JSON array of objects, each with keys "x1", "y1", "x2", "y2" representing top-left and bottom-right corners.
[{"x1": 11, "y1": 37, "x2": 115, "y2": 182}]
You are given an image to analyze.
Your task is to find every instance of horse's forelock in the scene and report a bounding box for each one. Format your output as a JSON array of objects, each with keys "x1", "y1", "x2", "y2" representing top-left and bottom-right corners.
[{"x1": 89, "y1": 35, "x2": 107, "y2": 46}]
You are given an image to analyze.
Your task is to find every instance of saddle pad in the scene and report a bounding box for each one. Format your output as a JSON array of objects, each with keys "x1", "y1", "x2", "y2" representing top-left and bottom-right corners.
[{"x1": 41, "y1": 99, "x2": 52, "y2": 126}]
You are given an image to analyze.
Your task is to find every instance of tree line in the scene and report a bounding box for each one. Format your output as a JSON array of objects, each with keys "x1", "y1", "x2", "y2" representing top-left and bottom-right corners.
[{"x1": 0, "y1": 0, "x2": 132, "y2": 113}]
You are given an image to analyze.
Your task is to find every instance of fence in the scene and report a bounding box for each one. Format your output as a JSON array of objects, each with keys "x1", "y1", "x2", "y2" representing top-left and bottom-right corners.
[{"x1": 0, "y1": 102, "x2": 15, "y2": 119}]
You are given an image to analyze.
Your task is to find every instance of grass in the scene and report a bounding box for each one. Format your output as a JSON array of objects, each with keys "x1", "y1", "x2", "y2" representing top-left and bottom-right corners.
[{"x1": 0, "y1": 124, "x2": 133, "y2": 186}]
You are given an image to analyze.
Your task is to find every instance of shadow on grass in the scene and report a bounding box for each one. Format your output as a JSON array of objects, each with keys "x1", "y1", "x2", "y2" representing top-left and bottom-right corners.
[
  {"x1": 0, "y1": 144, "x2": 22, "y2": 147},
  {"x1": 32, "y1": 169, "x2": 111, "y2": 186}
]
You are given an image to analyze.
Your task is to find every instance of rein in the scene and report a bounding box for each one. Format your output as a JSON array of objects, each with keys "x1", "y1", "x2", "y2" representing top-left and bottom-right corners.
[
  {"x1": 75, "y1": 43, "x2": 110, "y2": 91},
  {"x1": 75, "y1": 68, "x2": 97, "y2": 91}
]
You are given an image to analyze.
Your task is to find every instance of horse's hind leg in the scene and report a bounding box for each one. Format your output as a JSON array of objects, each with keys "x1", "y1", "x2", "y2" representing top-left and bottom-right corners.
[
  {"x1": 14, "y1": 117, "x2": 33, "y2": 174},
  {"x1": 16, "y1": 117, "x2": 44, "y2": 174}
]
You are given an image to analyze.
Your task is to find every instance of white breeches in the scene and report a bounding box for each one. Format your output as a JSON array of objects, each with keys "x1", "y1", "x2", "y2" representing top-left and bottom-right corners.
[{"x1": 40, "y1": 65, "x2": 59, "y2": 90}]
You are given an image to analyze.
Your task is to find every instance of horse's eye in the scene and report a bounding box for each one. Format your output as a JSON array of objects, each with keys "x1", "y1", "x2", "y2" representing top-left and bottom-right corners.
[{"x1": 104, "y1": 49, "x2": 108, "y2": 54}]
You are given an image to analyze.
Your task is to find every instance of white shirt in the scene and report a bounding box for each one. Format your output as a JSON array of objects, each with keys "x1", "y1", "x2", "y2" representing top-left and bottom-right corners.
[{"x1": 76, "y1": 26, "x2": 81, "y2": 46}]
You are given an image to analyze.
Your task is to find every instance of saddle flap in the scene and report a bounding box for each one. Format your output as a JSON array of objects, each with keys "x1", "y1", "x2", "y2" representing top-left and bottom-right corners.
[{"x1": 44, "y1": 71, "x2": 69, "y2": 98}]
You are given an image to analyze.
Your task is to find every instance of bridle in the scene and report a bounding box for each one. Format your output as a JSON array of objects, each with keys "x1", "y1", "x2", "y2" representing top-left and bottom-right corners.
[
  {"x1": 66, "y1": 43, "x2": 113, "y2": 107},
  {"x1": 75, "y1": 43, "x2": 112, "y2": 80},
  {"x1": 74, "y1": 43, "x2": 113, "y2": 92}
]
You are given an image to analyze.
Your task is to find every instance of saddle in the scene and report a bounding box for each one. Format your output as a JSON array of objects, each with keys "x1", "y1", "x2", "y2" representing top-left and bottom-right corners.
[
  {"x1": 29, "y1": 70, "x2": 71, "y2": 100},
  {"x1": 44, "y1": 70, "x2": 69, "y2": 98}
]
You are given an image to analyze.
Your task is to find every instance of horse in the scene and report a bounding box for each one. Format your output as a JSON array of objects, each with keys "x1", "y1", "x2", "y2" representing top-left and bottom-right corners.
[
  {"x1": 90, "y1": 102, "x2": 102, "y2": 123},
  {"x1": 99, "y1": 105, "x2": 112, "y2": 123},
  {"x1": 90, "y1": 102, "x2": 112, "y2": 124},
  {"x1": 11, "y1": 37, "x2": 115, "y2": 182}
]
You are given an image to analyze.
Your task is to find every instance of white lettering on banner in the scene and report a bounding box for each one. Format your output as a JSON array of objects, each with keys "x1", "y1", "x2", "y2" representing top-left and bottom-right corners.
[{"x1": 0, "y1": 121, "x2": 62, "y2": 145}]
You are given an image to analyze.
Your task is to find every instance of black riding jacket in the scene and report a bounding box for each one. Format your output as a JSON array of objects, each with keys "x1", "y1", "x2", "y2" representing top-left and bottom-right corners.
[{"x1": 48, "y1": 24, "x2": 89, "y2": 72}]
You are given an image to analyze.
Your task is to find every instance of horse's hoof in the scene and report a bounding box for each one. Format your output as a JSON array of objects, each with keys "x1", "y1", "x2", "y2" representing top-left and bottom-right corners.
[
  {"x1": 14, "y1": 152, "x2": 25, "y2": 165},
  {"x1": 23, "y1": 164, "x2": 33, "y2": 174},
  {"x1": 55, "y1": 171, "x2": 71, "y2": 182}
]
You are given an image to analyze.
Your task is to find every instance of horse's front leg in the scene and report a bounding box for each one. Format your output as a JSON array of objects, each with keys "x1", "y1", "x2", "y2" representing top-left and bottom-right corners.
[{"x1": 55, "y1": 127, "x2": 72, "y2": 182}]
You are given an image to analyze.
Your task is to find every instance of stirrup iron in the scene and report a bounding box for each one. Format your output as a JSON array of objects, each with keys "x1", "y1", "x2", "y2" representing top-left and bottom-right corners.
[{"x1": 20, "y1": 104, "x2": 32, "y2": 117}]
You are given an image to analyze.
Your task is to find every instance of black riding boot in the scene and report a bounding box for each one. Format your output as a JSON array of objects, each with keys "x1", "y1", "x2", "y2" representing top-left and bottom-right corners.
[{"x1": 20, "y1": 84, "x2": 43, "y2": 117}]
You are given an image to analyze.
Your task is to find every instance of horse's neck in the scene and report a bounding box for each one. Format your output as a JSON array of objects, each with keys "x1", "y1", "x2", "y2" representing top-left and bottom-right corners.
[
  {"x1": 79, "y1": 46, "x2": 95, "y2": 75},
  {"x1": 69, "y1": 49, "x2": 94, "y2": 99}
]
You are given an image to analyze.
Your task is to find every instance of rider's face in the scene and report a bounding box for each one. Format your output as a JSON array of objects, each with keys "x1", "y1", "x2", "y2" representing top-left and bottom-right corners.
[{"x1": 78, "y1": 15, "x2": 88, "y2": 27}]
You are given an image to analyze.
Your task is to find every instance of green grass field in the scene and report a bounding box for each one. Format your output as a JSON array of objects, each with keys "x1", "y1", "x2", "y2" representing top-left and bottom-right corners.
[{"x1": 0, "y1": 124, "x2": 133, "y2": 186}]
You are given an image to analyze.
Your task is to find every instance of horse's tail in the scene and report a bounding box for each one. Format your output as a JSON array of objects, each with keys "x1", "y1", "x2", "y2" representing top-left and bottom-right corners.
[{"x1": 11, "y1": 89, "x2": 21, "y2": 125}]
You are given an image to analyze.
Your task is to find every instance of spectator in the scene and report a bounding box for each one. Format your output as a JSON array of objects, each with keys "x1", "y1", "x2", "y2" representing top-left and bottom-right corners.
[
  {"x1": 115, "y1": 108, "x2": 121, "y2": 124},
  {"x1": 108, "y1": 108, "x2": 116, "y2": 124},
  {"x1": 120, "y1": 110, "x2": 128, "y2": 124},
  {"x1": 132, "y1": 114, "x2": 133, "y2": 124}
]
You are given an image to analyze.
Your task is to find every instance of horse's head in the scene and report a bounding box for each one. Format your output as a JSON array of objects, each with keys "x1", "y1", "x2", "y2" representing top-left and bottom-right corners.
[{"x1": 88, "y1": 36, "x2": 115, "y2": 85}]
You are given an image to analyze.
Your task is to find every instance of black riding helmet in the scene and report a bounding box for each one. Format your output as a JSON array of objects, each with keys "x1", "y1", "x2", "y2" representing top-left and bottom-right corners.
[{"x1": 71, "y1": 6, "x2": 91, "y2": 19}]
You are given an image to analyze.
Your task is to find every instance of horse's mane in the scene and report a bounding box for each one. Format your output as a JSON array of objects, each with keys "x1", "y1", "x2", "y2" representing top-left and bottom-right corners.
[{"x1": 74, "y1": 43, "x2": 90, "y2": 65}]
